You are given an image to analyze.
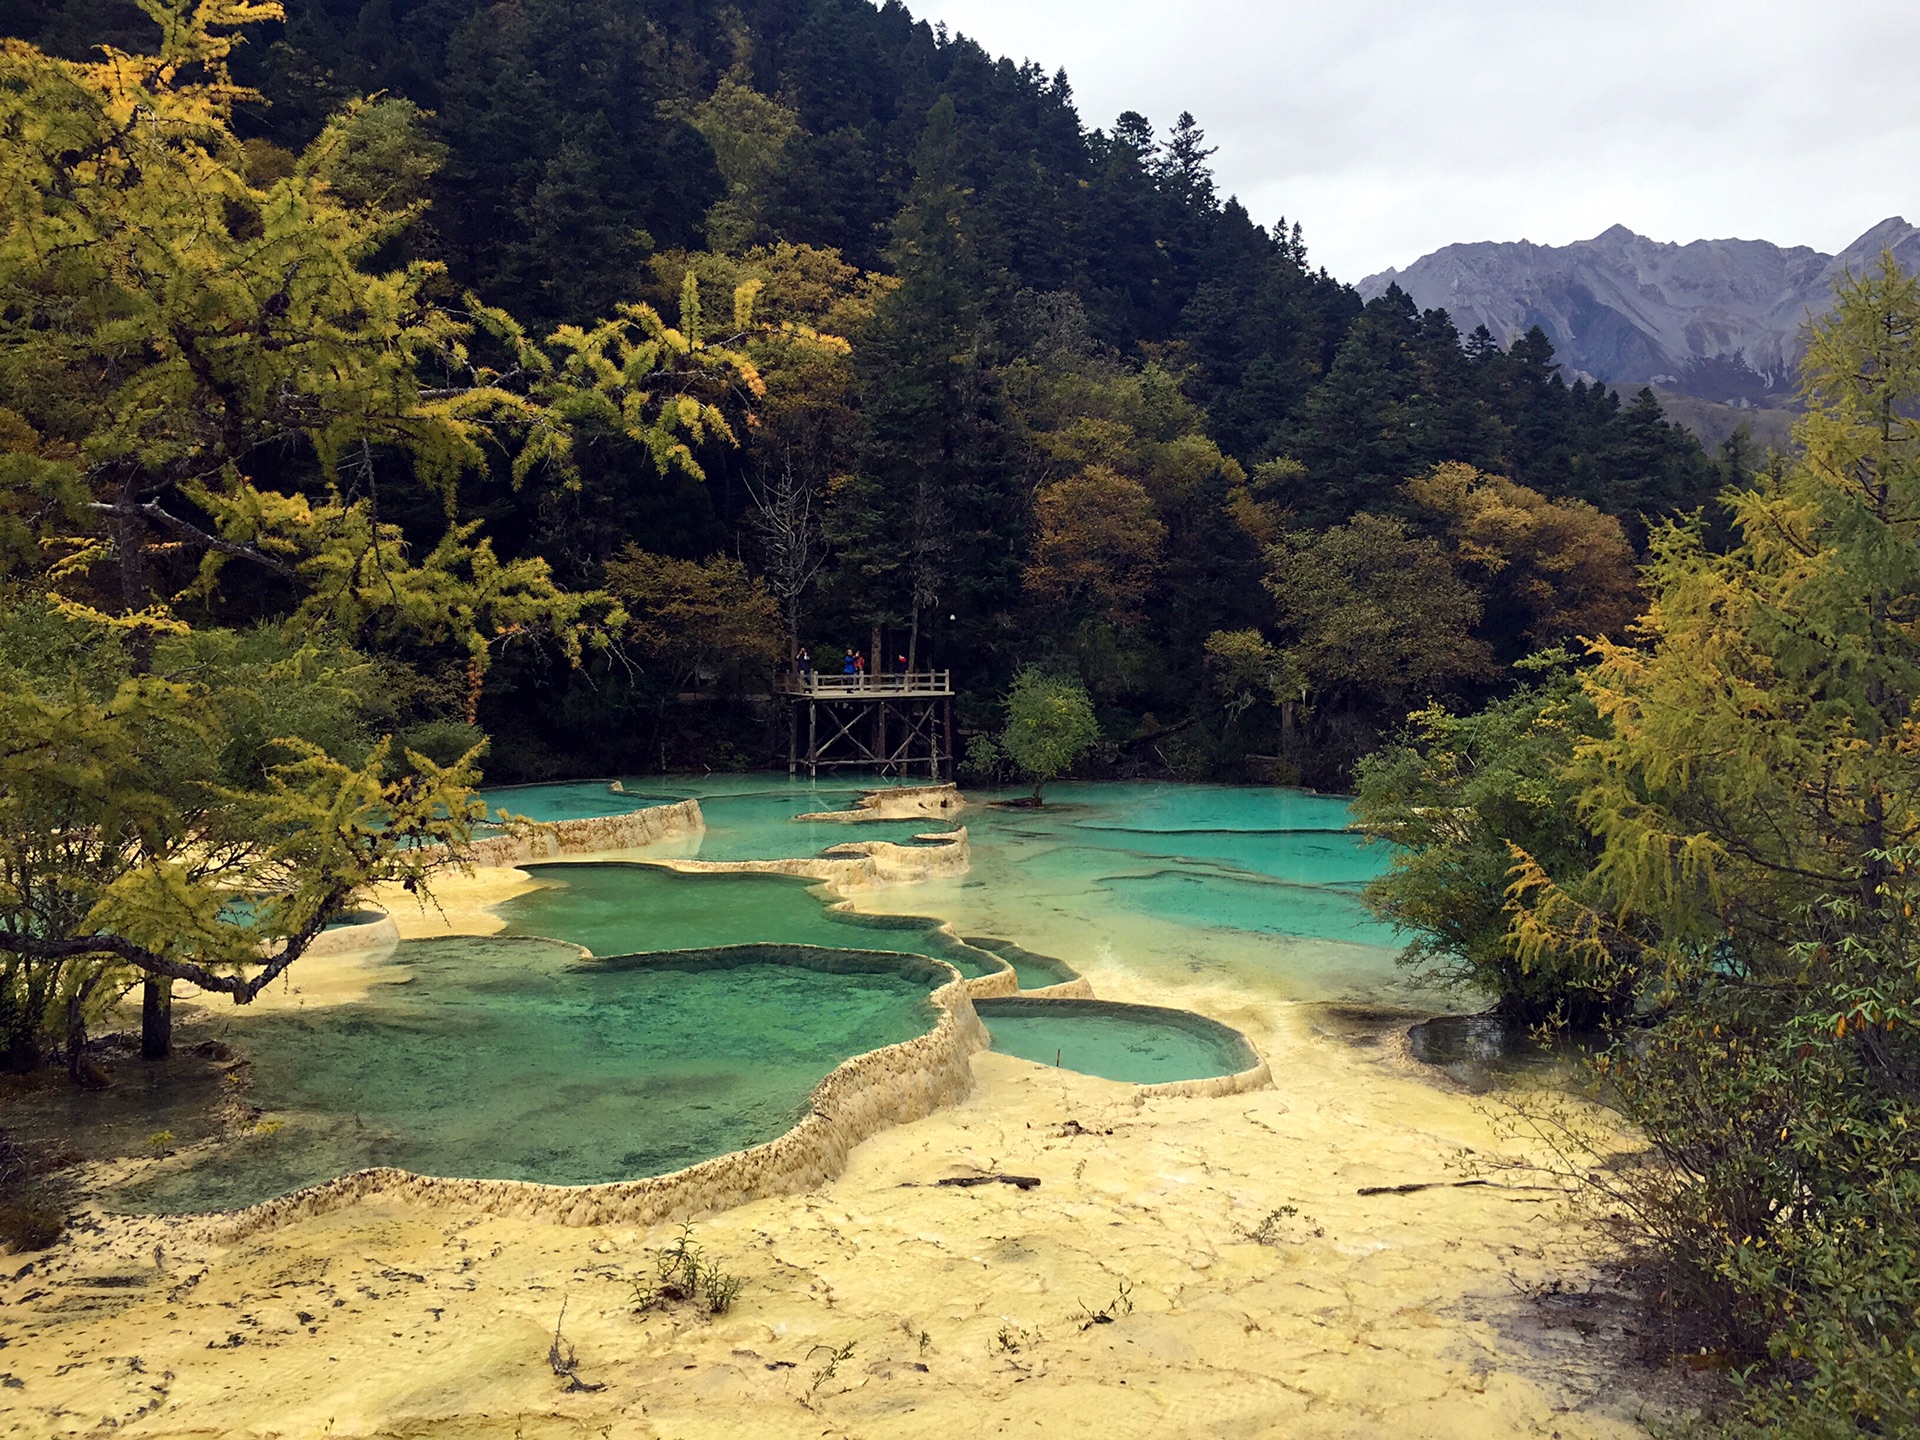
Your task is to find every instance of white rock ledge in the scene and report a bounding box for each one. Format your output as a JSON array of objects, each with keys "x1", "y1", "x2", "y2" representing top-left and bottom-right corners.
[
  {"x1": 465, "y1": 797, "x2": 706, "y2": 867},
  {"x1": 795, "y1": 781, "x2": 965, "y2": 822}
]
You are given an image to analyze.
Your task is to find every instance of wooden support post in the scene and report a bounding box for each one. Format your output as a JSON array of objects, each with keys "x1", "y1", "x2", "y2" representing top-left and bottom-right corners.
[{"x1": 777, "y1": 673, "x2": 952, "y2": 779}]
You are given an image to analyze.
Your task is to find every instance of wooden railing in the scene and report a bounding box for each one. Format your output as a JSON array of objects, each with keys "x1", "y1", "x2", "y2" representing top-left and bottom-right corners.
[{"x1": 776, "y1": 669, "x2": 952, "y2": 697}]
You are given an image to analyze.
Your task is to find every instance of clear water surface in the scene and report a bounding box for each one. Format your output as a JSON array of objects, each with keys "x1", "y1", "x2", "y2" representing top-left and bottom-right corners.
[
  {"x1": 842, "y1": 780, "x2": 1410, "y2": 1006},
  {"x1": 120, "y1": 936, "x2": 939, "y2": 1212},
  {"x1": 115, "y1": 777, "x2": 1420, "y2": 1212},
  {"x1": 976, "y1": 998, "x2": 1258, "y2": 1084},
  {"x1": 480, "y1": 776, "x2": 962, "y2": 861}
]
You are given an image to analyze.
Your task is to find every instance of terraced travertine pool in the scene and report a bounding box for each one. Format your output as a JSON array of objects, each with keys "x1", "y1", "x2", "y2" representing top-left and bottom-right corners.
[
  {"x1": 497, "y1": 775, "x2": 1399, "y2": 970},
  {"x1": 116, "y1": 937, "x2": 944, "y2": 1213},
  {"x1": 975, "y1": 997, "x2": 1262, "y2": 1084},
  {"x1": 838, "y1": 779, "x2": 1407, "y2": 1002},
  {"x1": 116, "y1": 779, "x2": 1414, "y2": 1213}
]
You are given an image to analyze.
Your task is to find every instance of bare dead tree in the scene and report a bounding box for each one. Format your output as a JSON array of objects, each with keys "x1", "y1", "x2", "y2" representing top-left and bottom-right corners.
[{"x1": 744, "y1": 457, "x2": 828, "y2": 652}]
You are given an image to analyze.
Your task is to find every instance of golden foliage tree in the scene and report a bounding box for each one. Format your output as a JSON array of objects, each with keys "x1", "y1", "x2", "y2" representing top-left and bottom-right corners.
[
  {"x1": 1404, "y1": 463, "x2": 1642, "y2": 648},
  {"x1": 1494, "y1": 261, "x2": 1920, "y2": 1431},
  {"x1": 1022, "y1": 466, "x2": 1166, "y2": 625},
  {"x1": 1264, "y1": 513, "x2": 1494, "y2": 714},
  {"x1": 602, "y1": 548, "x2": 783, "y2": 691}
]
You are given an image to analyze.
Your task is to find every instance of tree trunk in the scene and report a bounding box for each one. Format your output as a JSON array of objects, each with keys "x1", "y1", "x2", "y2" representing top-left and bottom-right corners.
[
  {"x1": 907, "y1": 608, "x2": 920, "y2": 672},
  {"x1": 869, "y1": 623, "x2": 882, "y2": 678},
  {"x1": 142, "y1": 975, "x2": 173, "y2": 1060},
  {"x1": 65, "y1": 991, "x2": 87, "y2": 1085}
]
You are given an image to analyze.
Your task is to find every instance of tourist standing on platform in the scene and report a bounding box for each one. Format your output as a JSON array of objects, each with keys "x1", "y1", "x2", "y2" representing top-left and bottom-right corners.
[
  {"x1": 796, "y1": 647, "x2": 813, "y2": 681},
  {"x1": 854, "y1": 651, "x2": 867, "y2": 684},
  {"x1": 843, "y1": 649, "x2": 857, "y2": 676}
]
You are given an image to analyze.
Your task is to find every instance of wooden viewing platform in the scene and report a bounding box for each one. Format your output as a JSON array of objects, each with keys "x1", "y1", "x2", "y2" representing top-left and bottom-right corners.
[
  {"x1": 778, "y1": 670, "x2": 954, "y2": 778},
  {"x1": 776, "y1": 670, "x2": 952, "y2": 697}
]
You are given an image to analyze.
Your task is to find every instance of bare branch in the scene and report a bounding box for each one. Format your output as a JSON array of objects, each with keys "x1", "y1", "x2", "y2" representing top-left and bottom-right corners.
[{"x1": 89, "y1": 500, "x2": 298, "y2": 579}]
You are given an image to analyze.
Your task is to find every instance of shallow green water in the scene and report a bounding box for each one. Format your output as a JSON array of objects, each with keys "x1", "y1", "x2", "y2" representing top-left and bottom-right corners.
[
  {"x1": 976, "y1": 998, "x2": 1258, "y2": 1084},
  {"x1": 117, "y1": 937, "x2": 939, "y2": 1213},
  {"x1": 851, "y1": 781, "x2": 1410, "y2": 1006},
  {"x1": 113, "y1": 777, "x2": 1419, "y2": 1211},
  {"x1": 496, "y1": 863, "x2": 1002, "y2": 978},
  {"x1": 962, "y1": 937, "x2": 1079, "y2": 990},
  {"x1": 482, "y1": 781, "x2": 687, "y2": 823}
]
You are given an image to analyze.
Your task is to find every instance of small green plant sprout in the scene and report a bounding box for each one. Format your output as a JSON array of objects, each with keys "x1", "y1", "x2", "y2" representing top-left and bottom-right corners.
[
  {"x1": 1073, "y1": 1278, "x2": 1134, "y2": 1330},
  {"x1": 146, "y1": 1129, "x2": 176, "y2": 1152},
  {"x1": 918, "y1": 1328, "x2": 932, "y2": 1357},
  {"x1": 1242, "y1": 1204, "x2": 1324, "y2": 1245},
  {"x1": 802, "y1": 1339, "x2": 856, "y2": 1402},
  {"x1": 990, "y1": 1323, "x2": 1041, "y2": 1356},
  {"x1": 630, "y1": 1222, "x2": 743, "y2": 1316},
  {"x1": 702, "y1": 1268, "x2": 742, "y2": 1315}
]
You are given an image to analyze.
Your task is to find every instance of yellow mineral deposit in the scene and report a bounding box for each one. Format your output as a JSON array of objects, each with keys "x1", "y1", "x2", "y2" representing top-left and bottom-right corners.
[{"x1": 0, "y1": 786, "x2": 1663, "y2": 1438}]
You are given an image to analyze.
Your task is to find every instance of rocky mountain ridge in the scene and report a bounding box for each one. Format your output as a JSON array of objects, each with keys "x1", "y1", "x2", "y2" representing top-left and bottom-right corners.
[{"x1": 1360, "y1": 218, "x2": 1920, "y2": 402}]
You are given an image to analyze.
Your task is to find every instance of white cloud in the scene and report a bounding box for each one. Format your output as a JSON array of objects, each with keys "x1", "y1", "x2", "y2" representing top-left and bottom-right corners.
[{"x1": 907, "y1": 0, "x2": 1920, "y2": 281}]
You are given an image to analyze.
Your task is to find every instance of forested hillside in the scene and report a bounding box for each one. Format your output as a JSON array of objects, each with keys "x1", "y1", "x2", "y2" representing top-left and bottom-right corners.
[{"x1": 2, "y1": 0, "x2": 1728, "y2": 784}]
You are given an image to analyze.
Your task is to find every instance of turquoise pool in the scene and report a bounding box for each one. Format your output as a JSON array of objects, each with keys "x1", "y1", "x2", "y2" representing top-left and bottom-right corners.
[
  {"x1": 115, "y1": 937, "x2": 943, "y2": 1213},
  {"x1": 496, "y1": 862, "x2": 1006, "y2": 979},
  {"x1": 976, "y1": 998, "x2": 1260, "y2": 1084},
  {"x1": 112, "y1": 778, "x2": 1418, "y2": 1212}
]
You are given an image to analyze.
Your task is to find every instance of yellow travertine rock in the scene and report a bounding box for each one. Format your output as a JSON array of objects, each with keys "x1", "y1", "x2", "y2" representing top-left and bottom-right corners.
[{"x1": 0, "y1": 785, "x2": 1671, "y2": 1438}]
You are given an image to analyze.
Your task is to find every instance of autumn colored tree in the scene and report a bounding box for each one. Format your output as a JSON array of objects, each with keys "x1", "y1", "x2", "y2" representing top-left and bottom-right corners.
[
  {"x1": 689, "y1": 71, "x2": 802, "y2": 254},
  {"x1": 1267, "y1": 515, "x2": 1492, "y2": 707},
  {"x1": 1404, "y1": 463, "x2": 1642, "y2": 659},
  {"x1": 0, "y1": 600, "x2": 483, "y2": 1077},
  {"x1": 1023, "y1": 466, "x2": 1165, "y2": 630},
  {"x1": 1000, "y1": 310, "x2": 1262, "y2": 706},
  {"x1": 651, "y1": 243, "x2": 888, "y2": 646},
  {"x1": 1469, "y1": 260, "x2": 1920, "y2": 1435},
  {"x1": 603, "y1": 547, "x2": 783, "y2": 692}
]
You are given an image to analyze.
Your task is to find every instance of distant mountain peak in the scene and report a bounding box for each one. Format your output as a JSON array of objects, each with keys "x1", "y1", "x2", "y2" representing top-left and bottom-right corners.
[
  {"x1": 1590, "y1": 222, "x2": 1641, "y2": 245},
  {"x1": 1359, "y1": 219, "x2": 1920, "y2": 401}
]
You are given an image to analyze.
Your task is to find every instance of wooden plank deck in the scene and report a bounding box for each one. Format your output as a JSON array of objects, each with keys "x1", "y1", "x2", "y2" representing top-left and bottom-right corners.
[{"x1": 776, "y1": 670, "x2": 952, "y2": 699}]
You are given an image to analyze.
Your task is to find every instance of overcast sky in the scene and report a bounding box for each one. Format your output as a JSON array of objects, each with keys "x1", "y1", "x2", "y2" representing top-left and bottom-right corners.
[{"x1": 907, "y1": 0, "x2": 1920, "y2": 284}]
